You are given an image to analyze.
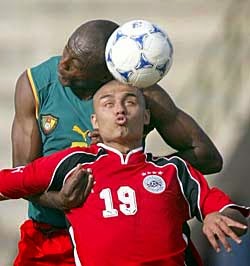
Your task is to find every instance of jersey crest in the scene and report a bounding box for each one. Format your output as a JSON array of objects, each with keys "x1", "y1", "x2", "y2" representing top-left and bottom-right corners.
[
  {"x1": 40, "y1": 114, "x2": 58, "y2": 135},
  {"x1": 142, "y1": 174, "x2": 166, "y2": 194}
]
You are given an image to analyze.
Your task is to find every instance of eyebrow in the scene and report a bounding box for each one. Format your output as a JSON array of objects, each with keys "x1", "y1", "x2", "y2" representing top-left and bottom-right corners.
[
  {"x1": 99, "y1": 92, "x2": 138, "y2": 101},
  {"x1": 99, "y1": 94, "x2": 113, "y2": 100}
]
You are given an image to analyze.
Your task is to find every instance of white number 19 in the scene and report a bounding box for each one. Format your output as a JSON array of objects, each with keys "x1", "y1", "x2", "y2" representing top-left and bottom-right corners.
[{"x1": 100, "y1": 186, "x2": 137, "y2": 218}]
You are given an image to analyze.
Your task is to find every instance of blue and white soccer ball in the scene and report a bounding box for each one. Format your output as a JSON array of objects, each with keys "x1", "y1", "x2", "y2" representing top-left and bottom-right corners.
[{"x1": 105, "y1": 19, "x2": 173, "y2": 88}]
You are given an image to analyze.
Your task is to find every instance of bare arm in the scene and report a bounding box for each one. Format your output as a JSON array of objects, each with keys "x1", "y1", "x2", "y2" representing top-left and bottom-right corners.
[
  {"x1": 12, "y1": 71, "x2": 92, "y2": 210},
  {"x1": 12, "y1": 71, "x2": 42, "y2": 166},
  {"x1": 28, "y1": 165, "x2": 95, "y2": 211},
  {"x1": 0, "y1": 158, "x2": 94, "y2": 207},
  {"x1": 143, "y1": 84, "x2": 223, "y2": 174}
]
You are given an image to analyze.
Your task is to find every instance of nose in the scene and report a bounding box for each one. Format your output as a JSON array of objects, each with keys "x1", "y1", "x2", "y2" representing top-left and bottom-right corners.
[{"x1": 115, "y1": 102, "x2": 126, "y2": 115}]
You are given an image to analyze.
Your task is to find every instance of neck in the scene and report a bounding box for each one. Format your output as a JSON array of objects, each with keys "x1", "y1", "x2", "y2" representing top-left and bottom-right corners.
[
  {"x1": 71, "y1": 87, "x2": 96, "y2": 100},
  {"x1": 103, "y1": 140, "x2": 142, "y2": 154}
]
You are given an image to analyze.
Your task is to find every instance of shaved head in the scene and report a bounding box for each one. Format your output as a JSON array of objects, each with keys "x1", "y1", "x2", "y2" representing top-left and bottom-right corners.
[{"x1": 91, "y1": 80, "x2": 150, "y2": 151}]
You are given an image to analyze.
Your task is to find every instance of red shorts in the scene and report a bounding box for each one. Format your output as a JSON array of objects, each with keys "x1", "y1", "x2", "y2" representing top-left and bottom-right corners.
[
  {"x1": 13, "y1": 220, "x2": 202, "y2": 266},
  {"x1": 13, "y1": 219, "x2": 75, "y2": 266}
]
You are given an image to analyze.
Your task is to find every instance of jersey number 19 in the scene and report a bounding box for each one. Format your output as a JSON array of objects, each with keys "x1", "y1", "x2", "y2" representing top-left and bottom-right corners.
[{"x1": 100, "y1": 186, "x2": 138, "y2": 218}]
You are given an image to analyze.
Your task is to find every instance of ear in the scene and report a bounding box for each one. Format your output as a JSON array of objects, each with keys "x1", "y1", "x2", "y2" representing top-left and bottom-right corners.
[
  {"x1": 91, "y1": 114, "x2": 99, "y2": 129},
  {"x1": 143, "y1": 109, "x2": 150, "y2": 126}
]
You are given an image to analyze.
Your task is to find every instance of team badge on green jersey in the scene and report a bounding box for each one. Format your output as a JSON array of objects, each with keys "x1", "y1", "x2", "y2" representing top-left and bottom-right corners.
[{"x1": 40, "y1": 114, "x2": 58, "y2": 135}]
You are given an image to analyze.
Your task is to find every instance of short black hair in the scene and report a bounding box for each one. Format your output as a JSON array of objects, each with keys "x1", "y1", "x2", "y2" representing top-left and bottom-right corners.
[{"x1": 68, "y1": 20, "x2": 119, "y2": 77}]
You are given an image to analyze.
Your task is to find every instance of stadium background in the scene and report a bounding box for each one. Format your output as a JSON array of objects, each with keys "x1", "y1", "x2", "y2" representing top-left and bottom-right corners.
[{"x1": 0, "y1": 0, "x2": 249, "y2": 264}]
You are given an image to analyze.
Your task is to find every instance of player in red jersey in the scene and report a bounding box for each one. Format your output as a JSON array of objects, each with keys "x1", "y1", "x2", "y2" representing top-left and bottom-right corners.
[
  {"x1": 1, "y1": 80, "x2": 249, "y2": 266},
  {"x1": 12, "y1": 19, "x2": 223, "y2": 266}
]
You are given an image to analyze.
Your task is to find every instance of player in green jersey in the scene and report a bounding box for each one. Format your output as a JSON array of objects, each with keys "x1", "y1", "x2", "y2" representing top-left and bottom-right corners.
[{"x1": 11, "y1": 20, "x2": 222, "y2": 265}]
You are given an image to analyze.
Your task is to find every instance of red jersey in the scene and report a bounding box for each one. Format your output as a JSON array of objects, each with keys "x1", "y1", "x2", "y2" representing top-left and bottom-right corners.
[{"x1": 0, "y1": 143, "x2": 248, "y2": 266}]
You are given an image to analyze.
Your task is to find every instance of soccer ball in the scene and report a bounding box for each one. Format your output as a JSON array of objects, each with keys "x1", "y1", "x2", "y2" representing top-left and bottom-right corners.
[{"x1": 105, "y1": 19, "x2": 173, "y2": 88}]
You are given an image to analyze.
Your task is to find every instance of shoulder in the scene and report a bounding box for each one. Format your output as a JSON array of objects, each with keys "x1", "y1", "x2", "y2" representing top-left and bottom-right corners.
[
  {"x1": 54, "y1": 144, "x2": 102, "y2": 163},
  {"x1": 147, "y1": 153, "x2": 183, "y2": 164},
  {"x1": 46, "y1": 145, "x2": 101, "y2": 191},
  {"x1": 146, "y1": 153, "x2": 192, "y2": 172},
  {"x1": 30, "y1": 56, "x2": 61, "y2": 72},
  {"x1": 28, "y1": 56, "x2": 60, "y2": 85},
  {"x1": 27, "y1": 56, "x2": 61, "y2": 102}
]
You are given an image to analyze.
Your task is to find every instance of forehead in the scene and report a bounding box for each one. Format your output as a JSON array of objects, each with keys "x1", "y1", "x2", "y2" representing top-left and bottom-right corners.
[{"x1": 95, "y1": 82, "x2": 141, "y2": 100}]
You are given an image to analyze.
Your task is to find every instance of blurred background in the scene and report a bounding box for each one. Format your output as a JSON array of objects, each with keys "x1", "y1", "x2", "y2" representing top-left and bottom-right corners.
[{"x1": 0, "y1": 0, "x2": 249, "y2": 265}]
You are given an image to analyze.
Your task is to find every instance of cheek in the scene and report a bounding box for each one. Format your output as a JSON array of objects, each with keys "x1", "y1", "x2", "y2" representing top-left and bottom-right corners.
[
  {"x1": 98, "y1": 116, "x2": 114, "y2": 137},
  {"x1": 131, "y1": 111, "x2": 144, "y2": 122},
  {"x1": 96, "y1": 112, "x2": 112, "y2": 126},
  {"x1": 130, "y1": 113, "x2": 145, "y2": 129}
]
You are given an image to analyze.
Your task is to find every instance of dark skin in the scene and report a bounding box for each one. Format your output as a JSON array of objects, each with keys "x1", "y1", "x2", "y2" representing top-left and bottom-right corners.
[
  {"x1": 142, "y1": 84, "x2": 222, "y2": 173},
  {"x1": 12, "y1": 20, "x2": 222, "y2": 211},
  {"x1": 12, "y1": 20, "x2": 117, "y2": 210}
]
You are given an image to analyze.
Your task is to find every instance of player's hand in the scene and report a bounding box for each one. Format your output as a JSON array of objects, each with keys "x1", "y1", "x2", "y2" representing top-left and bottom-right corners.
[
  {"x1": 88, "y1": 129, "x2": 102, "y2": 144},
  {"x1": 58, "y1": 164, "x2": 94, "y2": 212},
  {"x1": 203, "y1": 210, "x2": 248, "y2": 253}
]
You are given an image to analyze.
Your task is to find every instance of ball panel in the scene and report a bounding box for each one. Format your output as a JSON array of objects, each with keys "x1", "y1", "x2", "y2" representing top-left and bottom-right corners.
[
  {"x1": 143, "y1": 33, "x2": 171, "y2": 65},
  {"x1": 111, "y1": 38, "x2": 140, "y2": 70},
  {"x1": 105, "y1": 19, "x2": 173, "y2": 88},
  {"x1": 129, "y1": 68, "x2": 161, "y2": 88},
  {"x1": 121, "y1": 20, "x2": 154, "y2": 36}
]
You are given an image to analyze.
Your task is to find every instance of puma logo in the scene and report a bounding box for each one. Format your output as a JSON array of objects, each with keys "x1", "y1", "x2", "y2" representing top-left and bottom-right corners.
[{"x1": 71, "y1": 125, "x2": 90, "y2": 148}]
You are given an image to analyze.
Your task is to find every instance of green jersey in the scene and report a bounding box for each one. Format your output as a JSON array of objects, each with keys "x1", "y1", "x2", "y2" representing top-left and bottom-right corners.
[{"x1": 27, "y1": 56, "x2": 93, "y2": 227}]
